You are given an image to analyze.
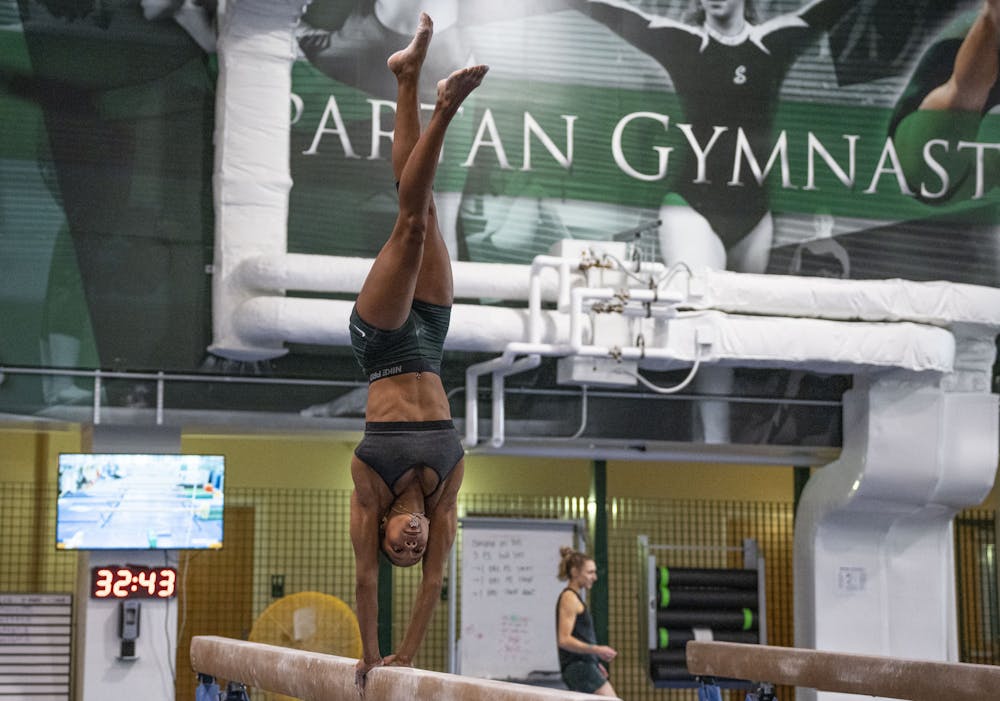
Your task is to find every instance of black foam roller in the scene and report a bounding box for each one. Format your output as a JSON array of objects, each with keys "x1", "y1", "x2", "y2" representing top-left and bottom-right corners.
[
  {"x1": 658, "y1": 566, "x2": 758, "y2": 589},
  {"x1": 656, "y1": 628, "x2": 760, "y2": 649},
  {"x1": 656, "y1": 608, "x2": 757, "y2": 631},
  {"x1": 659, "y1": 587, "x2": 758, "y2": 609},
  {"x1": 649, "y1": 649, "x2": 687, "y2": 666},
  {"x1": 650, "y1": 664, "x2": 753, "y2": 686},
  {"x1": 650, "y1": 663, "x2": 697, "y2": 681}
]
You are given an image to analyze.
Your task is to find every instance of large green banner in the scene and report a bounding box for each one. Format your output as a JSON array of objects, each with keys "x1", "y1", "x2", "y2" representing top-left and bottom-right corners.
[
  {"x1": 287, "y1": 0, "x2": 998, "y2": 275},
  {"x1": 1, "y1": 0, "x2": 997, "y2": 423}
]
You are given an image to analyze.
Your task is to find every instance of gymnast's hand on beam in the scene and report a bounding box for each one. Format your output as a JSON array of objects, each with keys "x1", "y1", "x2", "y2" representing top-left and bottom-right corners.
[
  {"x1": 354, "y1": 657, "x2": 382, "y2": 695},
  {"x1": 381, "y1": 653, "x2": 412, "y2": 667}
]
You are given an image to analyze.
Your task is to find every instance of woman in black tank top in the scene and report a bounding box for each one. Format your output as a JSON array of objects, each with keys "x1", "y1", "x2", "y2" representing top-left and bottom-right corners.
[{"x1": 555, "y1": 547, "x2": 619, "y2": 696}]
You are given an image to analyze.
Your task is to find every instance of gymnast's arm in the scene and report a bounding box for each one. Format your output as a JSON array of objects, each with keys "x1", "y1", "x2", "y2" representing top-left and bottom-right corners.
[
  {"x1": 563, "y1": 0, "x2": 694, "y2": 64},
  {"x1": 796, "y1": 0, "x2": 855, "y2": 31},
  {"x1": 386, "y1": 465, "x2": 464, "y2": 665},
  {"x1": 576, "y1": 0, "x2": 662, "y2": 26},
  {"x1": 350, "y1": 462, "x2": 384, "y2": 680}
]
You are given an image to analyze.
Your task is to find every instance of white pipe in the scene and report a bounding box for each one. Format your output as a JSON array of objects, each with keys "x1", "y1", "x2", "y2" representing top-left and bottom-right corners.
[
  {"x1": 457, "y1": 282, "x2": 957, "y2": 448},
  {"x1": 467, "y1": 302, "x2": 954, "y2": 449},
  {"x1": 209, "y1": 0, "x2": 305, "y2": 361},
  {"x1": 569, "y1": 287, "x2": 588, "y2": 350},
  {"x1": 463, "y1": 343, "x2": 570, "y2": 447},
  {"x1": 568, "y1": 286, "x2": 692, "y2": 356},
  {"x1": 489, "y1": 355, "x2": 542, "y2": 448},
  {"x1": 229, "y1": 294, "x2": 955, "y2": 371},
  {"x1": 527, "y1": 255, "x2": 579, "y2": 344},
  {"x1": 568, "y1": 287, "x2": 634, "y2": 351},
  {"x1": 621, "y1": 304, "x2": 678, "y2": 319},
  {"x1": 558, "y1": 260, "x2": 574, "y2": 310},
  {"x1": 236, "y1": 253, "x2": 561, "y2": 302},
  {"x1": 464, "y1": 355, "x2": 512, "y2": 447},
  {"x1": 691, "y1": 268, "x2": 1000, "y2": 329},
  {"x1": 231, "y1": 297, "x2": 572, "y2": 357},
  {"x1": 218, "y1": 246, "x2": 686, "y2": 362}
]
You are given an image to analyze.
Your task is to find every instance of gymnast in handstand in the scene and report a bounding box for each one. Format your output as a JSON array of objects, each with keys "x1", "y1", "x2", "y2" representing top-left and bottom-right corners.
[{"x1": 346, "y1": 12, "x2": 487, "y2": 691}]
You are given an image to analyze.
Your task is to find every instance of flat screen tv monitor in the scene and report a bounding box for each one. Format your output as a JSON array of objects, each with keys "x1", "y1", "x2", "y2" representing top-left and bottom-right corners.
[{"x1": 56, "y1": 453, "x2": 225, "y2": 550}]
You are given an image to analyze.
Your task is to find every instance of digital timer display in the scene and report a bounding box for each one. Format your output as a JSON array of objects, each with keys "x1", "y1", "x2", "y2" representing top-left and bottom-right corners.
[{"x1": 90, "y1": 566, "x2": 178, "y2": 599}]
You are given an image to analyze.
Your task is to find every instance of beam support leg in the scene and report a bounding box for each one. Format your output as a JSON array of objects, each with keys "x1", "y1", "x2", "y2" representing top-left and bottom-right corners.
[{"x1": 795, "y1": 368, "x2": 998, "y2": 701}]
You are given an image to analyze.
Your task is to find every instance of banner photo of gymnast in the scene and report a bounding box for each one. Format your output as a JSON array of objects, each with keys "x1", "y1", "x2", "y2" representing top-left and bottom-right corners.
[
  {"x1": 286, "y1": 0, "x2": 999, "y2": 281},
  {"x1": 0, "y1": 0, "x2": 997, "y2": 445}
]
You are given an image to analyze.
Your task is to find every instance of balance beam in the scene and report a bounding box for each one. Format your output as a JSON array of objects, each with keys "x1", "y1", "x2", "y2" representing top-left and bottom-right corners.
[
  {"x1": 686, "y1": 641, "x2": 1000, "y2": 701},
  {"x1": 190, "y1": 635, "x2": 605, "y2": 701}
]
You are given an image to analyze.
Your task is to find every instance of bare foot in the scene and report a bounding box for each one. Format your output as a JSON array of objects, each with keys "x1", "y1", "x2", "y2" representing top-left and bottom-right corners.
[
  {"x1": 983, "y1": 0, "x2": 1000, "y2": 58},
  {"x1": 387, "y1": 12, "x2": 433, "y2": 79},
  {"x1": 983, "y1": 0, "x2": 1000, "y2": 30},
  {"x1": 987, "y1": 0, "x2": 1000, "y2": 30},
  {"x1": 436, "y1": 65, "x2": 489, "y2": 115}
]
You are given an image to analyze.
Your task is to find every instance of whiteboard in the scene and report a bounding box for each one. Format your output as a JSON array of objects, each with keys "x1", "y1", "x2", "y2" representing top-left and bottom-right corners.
[{"x1": 456, "y1": 517, "x2": 581, "y2": 680}]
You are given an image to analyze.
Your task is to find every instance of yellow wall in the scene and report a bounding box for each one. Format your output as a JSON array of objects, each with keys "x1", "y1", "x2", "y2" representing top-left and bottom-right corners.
[
  {"x1": 976, "y1": 477, "x2": 1000, "y2": 511},
  {"x1": 183, "y1": 434, "x2": 358, "y2": 491},
  {"x1": 181, "y1": 436, "x2": 797, "y2": 501},
  {"x1": 461, "y1": 454, "x2": 592, "y2": 495},
  {"x1": 608, "y1": 460, "x2": 795, "y2": 501},
  {"x1": 0, "y1": 427, "x2": 82, "y2": 483},
  {"x1": 4, "y1": 426, "x2": 998, "y2": 508},
  {"x1": 3, "y1": 427, "x2": 796, "y2": 501}
]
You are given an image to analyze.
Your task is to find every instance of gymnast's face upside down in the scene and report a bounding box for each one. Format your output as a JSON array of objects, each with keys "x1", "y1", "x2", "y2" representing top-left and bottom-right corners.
[{"x1": 381, "y1": 508, "x2": 430, "y2": 567}]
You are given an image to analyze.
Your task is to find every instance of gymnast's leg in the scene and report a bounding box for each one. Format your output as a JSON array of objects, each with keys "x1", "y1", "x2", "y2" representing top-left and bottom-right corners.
[
  {"x1": 727, "y1": 212, "x2": 774, "y2": 276},
  {"x1": 354, "y1": 16, "x2": 486, "y2": 329},
  {"x1": 658, "y1": 204, "x2": 732, "y2": 443},
  {"x1": 385, "y1": 13, "x2": 455, "y2": 309}
]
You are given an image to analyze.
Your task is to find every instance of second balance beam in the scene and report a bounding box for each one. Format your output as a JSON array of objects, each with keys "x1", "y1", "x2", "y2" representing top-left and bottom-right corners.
[{"x1": 686, "y1": 640, "x2": 1000, "y2": 701}]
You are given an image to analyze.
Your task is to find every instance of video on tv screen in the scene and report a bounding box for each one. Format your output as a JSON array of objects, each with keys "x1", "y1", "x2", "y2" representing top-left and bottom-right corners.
[{"x1": 56, "y1": 453, "x2": 225, "y2": 550}]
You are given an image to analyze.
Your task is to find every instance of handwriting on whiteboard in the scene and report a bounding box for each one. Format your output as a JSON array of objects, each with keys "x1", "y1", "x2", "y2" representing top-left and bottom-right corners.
[
  {"x1": 464, "y1": 536, "x2": 539, "y2": 599},
  {"x1": 459, "y1": 521, "x2": 575, "y2": 679}
]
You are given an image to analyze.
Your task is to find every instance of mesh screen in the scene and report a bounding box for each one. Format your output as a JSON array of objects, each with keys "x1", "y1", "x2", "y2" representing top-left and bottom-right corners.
[
  {"x1": 2, "y1": 480, "x2": 995, "y2": 701},
  {"x1": 955, "y1": 510, "x2": 1000, "y2": 667}
]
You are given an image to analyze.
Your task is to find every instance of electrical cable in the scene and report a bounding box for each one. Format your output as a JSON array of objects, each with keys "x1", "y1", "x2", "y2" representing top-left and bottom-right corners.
[{"x1": 613, "y1": 346, "x2": 703, "y2": 395}]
